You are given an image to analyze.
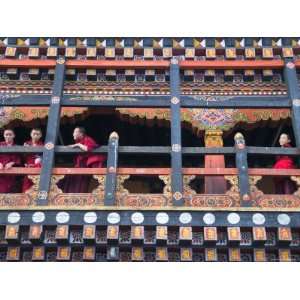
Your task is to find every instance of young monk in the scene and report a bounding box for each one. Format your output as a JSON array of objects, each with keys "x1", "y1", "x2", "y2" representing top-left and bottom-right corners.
[
  {"x1": 22, "y1": 128, "x2": 44, "y2": 192},
  {"x1": 273, "y1": 133, "x2": 296, "y2": 194},
  {"x1": 0, "y1": 129, "x2": 21, "y2": 193},
  {"x1": 61, "y1": 127, "x2": 106, "y2": 193}
]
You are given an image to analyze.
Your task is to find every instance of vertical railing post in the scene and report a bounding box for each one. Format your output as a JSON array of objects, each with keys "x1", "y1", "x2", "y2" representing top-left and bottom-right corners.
[
  {"x1": 170, "y1": 58, "x2": 184, "y2": 206},
  {"x1": 104, "y1": 132, "x2": 119, "y2": 206},
  {"x1": 37, "y1": 58, "x2": 65, "y2": 205},
  {"x1": 284, "y1": 59, "x2": 300, "y2": 147},
  {"x1": 234, "y1": 132, "x2": 251, "y2": 207}
]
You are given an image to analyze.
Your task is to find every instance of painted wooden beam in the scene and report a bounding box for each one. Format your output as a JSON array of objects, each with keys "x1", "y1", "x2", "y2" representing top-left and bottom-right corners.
[
  {"x1": 0, "y1": 94, "x2": 291, "y2": 108},
  {"x1": 2, "y1": 166, "x2": 300, "y2": 176},
  {"x1": 180, "y1": 96, "x2": 291, "y2": 108},
  {"x1": 179, "y1": 59, "x2": 285, "y2": 69},
  {"x1": 2, "y1": 145, "x2": 300, "y2": 156},
  {"x1": 0, "y1": 95, "x2": 51, "y2": 106},
  {"x1": 170, "y1": 59, "x2": 184, "y2": 206},
  {"x1": 0, "y1": 59, "x2": 56, "y2": 68},
  {"x1": 0, "y1": 146, "x2": 300, "y2": 156},
  {"x1": 104, "y1": 132, "x2": 119, "y2": 206},
  {"x1": 1, "y1": 210, "x2": 300, "y2": 228},
  {"x1": 36, "y1": 59, "x2": 66, "y2": 205},
  {"x1": 234, "y1": 133, "x2": 250, "y2": 206},
  {"x1": 66, "y1": 60, "x2": 170, "y2": 69},
  {"x1": 0, "y1": 59, "x2": 169, "y2": 69},
  {"x1": 3, "y1": 58, "x2": 300, "y2": 70},
  {"x1": 284, "y1": 59, "x2": 300, "y2": 147}
]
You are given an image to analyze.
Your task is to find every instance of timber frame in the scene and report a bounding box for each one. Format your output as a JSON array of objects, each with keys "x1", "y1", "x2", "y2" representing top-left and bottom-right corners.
[{"x1": 0, "y1": 58, "x2": 300, "y2": 208}]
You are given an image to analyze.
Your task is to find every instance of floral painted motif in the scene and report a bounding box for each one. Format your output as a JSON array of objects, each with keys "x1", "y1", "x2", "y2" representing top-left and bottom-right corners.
[{"x1": 193, "y1": 109, "x2": 237, "y2": 128}]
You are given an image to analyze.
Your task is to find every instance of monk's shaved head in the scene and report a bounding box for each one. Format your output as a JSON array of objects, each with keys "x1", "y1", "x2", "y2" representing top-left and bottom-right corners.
[
  {"x1": 73, "y1": 127, "x2": 86, "y2": 141},
  {"x1": 279, "y1": 133, "x2": 291, "y2": 146},
  {"x1": 75, "y1": 127, "x2": 86, "y2": 135},
  {"x1": 3, "y1": 129, "x2": 15, "y2": 144},
  {"x1": 4, "y1": 129, "x2": 15, "y2": 134},
  {"x1": 30, "y1": 128, "x2": 42, "y2": 142}
]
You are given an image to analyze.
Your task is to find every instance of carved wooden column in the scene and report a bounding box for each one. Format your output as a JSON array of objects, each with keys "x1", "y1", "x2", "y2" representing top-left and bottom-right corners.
[{"x1": 204, "y1": 129, "x2": 227, "y2": 194}]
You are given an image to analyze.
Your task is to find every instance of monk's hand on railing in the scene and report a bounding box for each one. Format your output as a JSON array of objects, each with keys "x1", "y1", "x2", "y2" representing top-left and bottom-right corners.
[
  {"x1": 34, "y1": 157, "x2": 42, "y2": 165},
  {"x1": 4, "y1": 162, "x2": 15, "y2": 170},
  {"x1": 67, "y1": 143, "x2": 88, "y2": 152},
  {"x1": 25, "y1": 163, "x2": 37, "y2": 167},
  {"x1": 0, "y1": 163, "x2": 3, "y2": 170},
  {"x1": 67, "y1": 144, "x2": 76, "y2": 148}
]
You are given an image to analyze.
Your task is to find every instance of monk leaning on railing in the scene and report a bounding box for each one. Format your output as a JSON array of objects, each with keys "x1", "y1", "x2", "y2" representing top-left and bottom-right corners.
[
  {"x1": 59, "y1": 126, "x2": 107, "y2": 193},
  {"x1": 0, "y1": 129, "x2": 21, "y2": 193}
]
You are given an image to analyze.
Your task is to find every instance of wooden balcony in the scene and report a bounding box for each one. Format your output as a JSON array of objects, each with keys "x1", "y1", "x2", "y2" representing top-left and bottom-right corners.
[{"x1": 1, "y1": 167, "x2": 300, "y2": 210}]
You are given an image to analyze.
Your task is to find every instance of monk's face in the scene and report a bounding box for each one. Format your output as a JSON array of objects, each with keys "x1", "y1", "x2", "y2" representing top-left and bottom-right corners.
[
  {"x1": 3, "y1": 130, "x2": 15, "y2": 144},
  {"x1": 73, "y1": 128, "x2": 84, "y2": 141},
  {"x1": 279, "y1": 134, "x2": 290, "y2": 146},
  {"x1": 31, "y1": 130, "x2": 42, "y2": 142}
]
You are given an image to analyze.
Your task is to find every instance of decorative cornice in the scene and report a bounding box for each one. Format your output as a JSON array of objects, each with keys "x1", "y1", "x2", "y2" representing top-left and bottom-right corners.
[{"x1": 0, "y1": 37, "x2": 299, "y2": 60}]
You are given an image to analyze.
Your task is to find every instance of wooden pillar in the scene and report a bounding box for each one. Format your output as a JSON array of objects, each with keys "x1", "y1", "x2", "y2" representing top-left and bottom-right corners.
[
  {"x1": 283, "y1": 59, "x2": 300, "y2": 147},
  {"x1": 170, "y1": 58, "x2": 184, "y2": 206},
  {"x1": 104, "y1": 132, "x2": 119, "y2": 205},
  {"x1": 234, "y1": 132, "x2": 251, "y2": 206},
  {"x1": 204, "y1": 130, "x2": 227, "y2": 193},
  {"x1": 37, "y1": 58, "x2": 65, "y2": 205}
]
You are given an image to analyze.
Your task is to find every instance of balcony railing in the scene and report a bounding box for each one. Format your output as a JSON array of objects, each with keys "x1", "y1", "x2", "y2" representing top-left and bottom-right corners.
[{"x1": 1, "y1": 139, "x2": 300, "y2": 210}]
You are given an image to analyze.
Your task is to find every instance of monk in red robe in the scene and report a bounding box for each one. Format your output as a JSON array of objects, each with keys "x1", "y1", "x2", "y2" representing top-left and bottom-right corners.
[
  {"x1": 273, "y1": 133, "x2": 296, "y2": 194},
  {"x1": 61, "y1": 127, "x2": 106, "y2": 193},
  {"x1": 0, "y1": 129, "x2": 21, "y2": 193},
  {"x1": 22, "y1": 128, "x2": 44, "y2": 192}
]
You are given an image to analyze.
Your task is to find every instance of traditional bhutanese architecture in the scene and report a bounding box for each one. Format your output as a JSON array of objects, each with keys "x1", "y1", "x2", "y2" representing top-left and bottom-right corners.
[{"x1": 0, "y1": 37, "x2": 300, "y2": 262}]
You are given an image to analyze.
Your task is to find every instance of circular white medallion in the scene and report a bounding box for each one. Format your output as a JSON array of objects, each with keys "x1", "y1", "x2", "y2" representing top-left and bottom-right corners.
[
  {"x1": 277, "y1": 213, "x2": 291, "y2": 225},
  {"x1": 155, "y1": 212, "x2": 169, "y2": 225},
  {"x1": 131, "y1": 212, "x2": 144, "y2": 224},
  {"x1": 32, "y1": 211, "x2": 46, "y2": 223},
  {"x1": 227, "y1": 213, "x2": 240, "y2": 225},
  {"x1": 179, "y1": 212, "x2": 192, "y2": 224},
  {"x1": 107, "y1": 212, "x2": 121, "y2": 224},
  {"x1": 203, "y1": 213, "x2": 216, "y2": 225},
  {"x1": 7, "y1": 212, "x2": 21, "y2": 224},
  {"x1": 56, "y1": 212, "x2": 70, "y2": 224},
  {"x1": 83, "y1": 212, "x2": 97, "y2": 224},
  {"x1": 252, "y1": 213, "x2": 265, "y2": 225}
]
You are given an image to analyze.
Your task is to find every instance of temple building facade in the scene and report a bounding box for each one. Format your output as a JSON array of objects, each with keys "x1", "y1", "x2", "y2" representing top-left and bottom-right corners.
[{"x1": 0, "y1": 37, "x2": 300, "y2": 262}]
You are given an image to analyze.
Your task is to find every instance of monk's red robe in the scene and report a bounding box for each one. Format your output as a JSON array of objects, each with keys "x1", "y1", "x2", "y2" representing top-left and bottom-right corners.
[
  {"x1": 62, "y1": 136, "x2": 106, "y2": 193},
  {"x1": 273, "y1": 143, "x2": 296, "y2": 194},
  {"x1": 22, "y1": 140, "x2": 43, "y2": 192},
  {"x1": 0, "y1": 141, "x2": 21, "y2": 193}
]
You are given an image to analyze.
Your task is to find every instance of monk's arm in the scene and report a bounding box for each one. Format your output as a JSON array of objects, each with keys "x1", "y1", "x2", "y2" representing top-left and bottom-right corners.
[
  {"x1": 68, "y1": 143, "x2": 88, "y2": 152},
  {"x1": 76, "y1": 143, "x2": 88, "y2": 151}
]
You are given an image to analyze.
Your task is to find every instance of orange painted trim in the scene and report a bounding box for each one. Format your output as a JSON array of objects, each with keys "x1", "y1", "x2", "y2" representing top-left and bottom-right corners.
[
  {"x1": 0, "y1": 167, "x2": 237, "y2": 175},
  {"x1": 183, "y1": 168, "x2": 237, "y2": 175},
  {"x1": 66, "y1": 60, "x2": 170, "y2": 69},
  {"x1": 248, "y1": 168, "x2": 300, "y2": 176},
  {"x1": 1, "y1": 59, "x2": 299, "y2": 69},
  {"x1": 0, "y1": 59, "x2": 169, "y2": 69},
  {"x1": 179, "y1": 59, "x2": 285, "y2": 69},
  {"x1": 2, "y1": 167, "x2": 300, "y2": 176},
  {"x1": 0, "y1": 59, "x2": 56, "y2": 68}
]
